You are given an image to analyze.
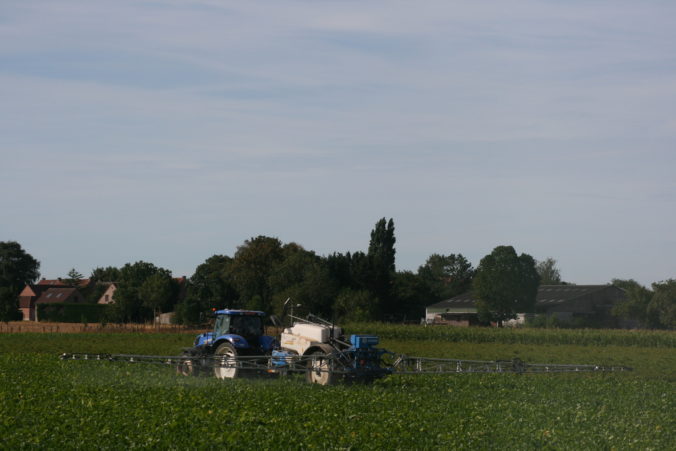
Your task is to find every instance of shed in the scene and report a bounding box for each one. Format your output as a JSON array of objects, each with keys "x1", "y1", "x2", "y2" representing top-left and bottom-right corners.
[{"x1": 426, "y1": 285, "x2": 627, "y2": 326}]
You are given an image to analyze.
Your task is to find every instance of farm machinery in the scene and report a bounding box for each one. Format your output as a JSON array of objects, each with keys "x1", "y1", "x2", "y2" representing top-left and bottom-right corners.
[{"x1": 60, "y1": 308, "x2": 632, "y2": 385}]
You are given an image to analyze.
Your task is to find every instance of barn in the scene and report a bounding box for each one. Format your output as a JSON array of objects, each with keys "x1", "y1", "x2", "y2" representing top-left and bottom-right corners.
[{"x1": 426, "y1": 285, "x2": 627, "y2": 327}]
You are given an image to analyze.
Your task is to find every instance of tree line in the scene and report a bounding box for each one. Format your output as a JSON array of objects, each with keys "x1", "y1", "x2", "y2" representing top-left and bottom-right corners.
[
  {"x1": 610, "y1": 279, "x2": 675, "y2": 329},
  {"x1": 1, "y1": 218, "x2": 674, "y2": 328},
  {"x1": 175, "y1": 218, "x2": 475, "y2": 325}
]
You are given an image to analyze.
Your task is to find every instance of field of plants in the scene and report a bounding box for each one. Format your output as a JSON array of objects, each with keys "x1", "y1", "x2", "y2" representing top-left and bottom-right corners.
[{"x1": 1, "y1": 327, "x2": 674, "y2": 449}]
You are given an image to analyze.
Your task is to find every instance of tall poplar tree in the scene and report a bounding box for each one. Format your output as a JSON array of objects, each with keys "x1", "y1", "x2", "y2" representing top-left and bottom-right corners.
[{"x1": 367, "y1": 218, "x2": 396, "y2": 317}]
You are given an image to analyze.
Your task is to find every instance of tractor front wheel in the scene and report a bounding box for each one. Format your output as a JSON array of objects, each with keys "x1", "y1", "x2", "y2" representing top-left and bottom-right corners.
[{"x1": 213, "y1": 342, "x2": 239, "y2": 379}]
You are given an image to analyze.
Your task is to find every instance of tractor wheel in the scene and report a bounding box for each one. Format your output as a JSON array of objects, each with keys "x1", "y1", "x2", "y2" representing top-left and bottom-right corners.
[
  {"x1": 177, "y1": 352, "x2": 200, "y2": 377},
  {"x1": 213, "y1": 342, "x2": 239, "y2": 380},
  {"x1": 306, "y1": 351, "x2": 335, "y2": 386},
  {"x1": 177, "y1": 359, "x2": 195, "y2": 376}
]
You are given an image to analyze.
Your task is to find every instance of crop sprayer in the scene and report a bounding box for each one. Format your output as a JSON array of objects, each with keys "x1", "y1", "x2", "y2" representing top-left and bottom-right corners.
[{"x1": 60, "y1": 308, "x2": 632, "y2": 385}]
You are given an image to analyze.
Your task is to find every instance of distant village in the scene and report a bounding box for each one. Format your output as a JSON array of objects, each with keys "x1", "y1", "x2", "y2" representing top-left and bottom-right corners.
[{"x1": 18, "y1": 276, "x2": 187, "y2": 324}]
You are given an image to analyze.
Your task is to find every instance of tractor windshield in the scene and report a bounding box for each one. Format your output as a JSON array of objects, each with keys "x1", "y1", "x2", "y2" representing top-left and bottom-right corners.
[
  {"x1": 213, "y1": 314, "x2": 262, "y2": 338},
  {"x1": 213, "y1": 315, "x2": 231, "y2": 337}
]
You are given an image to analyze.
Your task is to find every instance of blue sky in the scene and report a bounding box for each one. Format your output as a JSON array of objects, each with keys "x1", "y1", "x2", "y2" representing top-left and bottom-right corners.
[{"x1": 1, "y1": 0, "x2": 675, "y2": 286}]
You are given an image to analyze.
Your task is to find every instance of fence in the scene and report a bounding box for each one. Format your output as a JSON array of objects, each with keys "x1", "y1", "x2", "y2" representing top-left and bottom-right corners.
[{"x1": 0, "y1": 321, "x2": 207, "y2": 334}]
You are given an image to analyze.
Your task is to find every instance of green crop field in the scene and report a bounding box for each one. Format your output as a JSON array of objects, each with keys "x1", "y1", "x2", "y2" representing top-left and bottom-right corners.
[{"x1": 1, "y1": 328, "x2": 674, "y2": 450}]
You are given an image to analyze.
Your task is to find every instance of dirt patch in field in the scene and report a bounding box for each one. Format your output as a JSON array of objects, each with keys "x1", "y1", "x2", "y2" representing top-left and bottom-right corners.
[{"x1": 0, "y1": 321, "x2": 207, "y2": 334}]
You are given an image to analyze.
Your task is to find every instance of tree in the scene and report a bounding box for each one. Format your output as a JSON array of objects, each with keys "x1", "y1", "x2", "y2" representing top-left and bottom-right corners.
[
  {"x1": 535, "y1": 258, "x2": 562, "y2": 285},
  {"x1": 268, "y1": 244, "x2": 336, "y2": 317},
  {"x1": 333, "y1": 288, "x2": 379, "y2": 323},
  {"x1": 189, "y1": 255, "x2": 238, "y2": 311},
  {"x1": 0, "y1": 241, "x2": 40, "y2": 292},
  {"x1": 473, "y1": 245, "x2": 540, "y2": 327},
  {"x1": 229, "y1": 236, "x2": 284, "y2": 312},
  {"x1": 418, "y1": 253, "x2": 474, "y2": 302},
  {"x1": 367, "y1": 218, "x2": 396, "y2": 316},
  {"x1": 611, "y1": 279, "x2": 652, "y2": 327},
  {"x1": 64, "y1": 268, "x2": 84, "y2": 287},
  {"x1": 391, "y1": 271, "x2": 433, "y2": 321},
  {"x1": 368, "y1": 218, "x2": 396, "y2": 273},
  {"x1": 90, "y1": 266, "x2": 121, "y2": 282},
  {"x1": 173, "y1": 293, "x2": 204, "y2": 326},
  {"x1": 647, "y1": 280, "x2": 676, "y2": 329},
  {"x1": 139, "y1": 272, "x2": 176, "y2": 324},
  {"x1": 109, "y1": 261, "x2": 173, "y2": 323},
  {"x1": 0, "y1": 241, "x2": 40, "y2": 321}
]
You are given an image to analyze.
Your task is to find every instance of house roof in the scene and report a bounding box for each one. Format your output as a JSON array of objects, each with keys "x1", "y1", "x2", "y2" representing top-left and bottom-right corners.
[
  {"x1": 19, "y1": 284, "x2": 54, "y2": 307},
  {"x1": 35, "y1": 288, "x2": 80, "y2": 304},
  {"x1": 428, "y1": 285, "x2": 619, "y2": 310},
  {"x1": 38, "y1": 278, "x2": 91, "y2": 288},
  {"x1": 20, "y1": 285, "x2": 39, "y2": 297}
]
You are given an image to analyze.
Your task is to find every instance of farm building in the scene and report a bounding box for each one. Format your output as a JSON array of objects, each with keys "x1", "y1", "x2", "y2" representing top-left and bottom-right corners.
[{"x1": 426, "y1": 285, "x2": 627, "y2": 327}]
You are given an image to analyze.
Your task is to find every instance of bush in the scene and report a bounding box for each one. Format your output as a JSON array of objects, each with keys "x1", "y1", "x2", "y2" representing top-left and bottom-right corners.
[{"x1": 37, "y1": 303, "x2": 110, "y2": 323}]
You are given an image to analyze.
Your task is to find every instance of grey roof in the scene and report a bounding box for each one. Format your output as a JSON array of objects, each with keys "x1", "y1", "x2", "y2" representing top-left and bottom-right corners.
[
  {"x1": 428, "y1": 285, "x2": 616, "y2": 310},
  {"x1": 35, "y1": 287, "x2": 80, "y2": 304}
]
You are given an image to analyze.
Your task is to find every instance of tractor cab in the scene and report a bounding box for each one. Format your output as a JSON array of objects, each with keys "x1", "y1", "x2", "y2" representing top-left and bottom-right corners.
[
  {"x1": 213, "y1": 310, "x2": 264, "y2": 341},
  {"x1": 206, "y1": 309, "x2": 277, "y2": 356}
]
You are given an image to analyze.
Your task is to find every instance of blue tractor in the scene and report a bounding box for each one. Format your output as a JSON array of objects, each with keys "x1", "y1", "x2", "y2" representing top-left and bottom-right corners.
[
  {"x1": 177, "y1": 309, "x2": 279, "y2": 379},
  {"x1": 176, "y1": 308, "x2": 392, "y2": 384}
]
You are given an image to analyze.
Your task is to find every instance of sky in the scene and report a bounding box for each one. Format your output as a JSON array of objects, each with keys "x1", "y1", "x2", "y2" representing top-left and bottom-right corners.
[{"x1": 1, "y1": 0, "x2": 675, "y2": 286}]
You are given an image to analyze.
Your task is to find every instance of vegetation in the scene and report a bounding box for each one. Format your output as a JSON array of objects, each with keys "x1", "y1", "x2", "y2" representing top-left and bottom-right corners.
[
  {"x1": 612, "y1": 279, "x2": 676, "y2": 329},
  {"x1": 417, "y1": 253, "x2": 474, "y2": 302},
  {"x1": 0, "y1": 329, "x2": 673, "y2": 449},
  {"x1": 473, "y1": 246, "x2": 540, "y2": 326},
  {"x1": 347, "y1": 323, "x2": 676, "y2": 348},
  {"x1": 536, "y1": 257, "x2": 564, "y2": 284},
  {"x1": 2, "y1": 220, "x2": 674, "y2": 329},
  {"x1": 176, "y1": 218, "x2": 405, "y2": 324},
  {"x1": 0, "y1": 241, "x2": 40, "y2": 321},
  {"x1": 36, "y1": 303, "x2": 109, "y2": 323},
  {"x1": 63, "y1": 268, "x2": 84, "y2": 288},
  {"x1": 107, "y1": 262, "x2": 178, "y2": 323}
]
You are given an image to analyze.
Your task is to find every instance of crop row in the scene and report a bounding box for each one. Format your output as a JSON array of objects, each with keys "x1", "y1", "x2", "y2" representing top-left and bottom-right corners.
[
  {"x1": 1, "y1": 351, "x2": 673, "y2": 450},
  {"x1": 346, "y1": 322, "x2": 676, "y2": 347}
]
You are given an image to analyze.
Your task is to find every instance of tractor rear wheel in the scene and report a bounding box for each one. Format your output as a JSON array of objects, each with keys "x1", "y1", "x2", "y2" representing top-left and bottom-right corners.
[
  {"x1": 213, "y1": 342, "x2": 239, "y2": 379},
  {"x1": 306, "y1": 351, "x2": 335, "y2": 385}
]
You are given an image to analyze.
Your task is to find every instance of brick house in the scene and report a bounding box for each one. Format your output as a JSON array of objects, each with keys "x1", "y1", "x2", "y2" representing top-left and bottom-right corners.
[
  {"x1": 18, "y1": 279, "x2": 90, "y2": 321},
  {"x1": 20, "y1": 286, "x2": 86, "y2": 321}
]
